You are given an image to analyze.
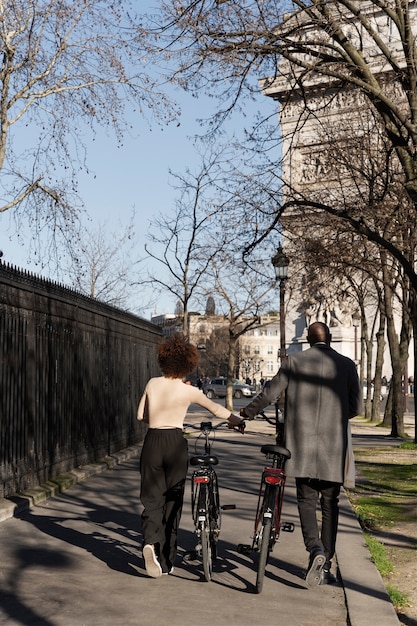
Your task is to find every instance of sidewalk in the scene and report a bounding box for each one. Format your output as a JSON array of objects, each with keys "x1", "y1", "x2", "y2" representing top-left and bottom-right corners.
[{"x1": 0, "y1": 413, "x2": 405, "y2": 626}]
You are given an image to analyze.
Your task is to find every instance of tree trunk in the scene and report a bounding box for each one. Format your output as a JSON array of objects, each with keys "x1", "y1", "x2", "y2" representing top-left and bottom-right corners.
[
  {"x1": 364, "y1": 334, "x2": 374, "y2": 420},
  {"x1": 382, "y1": 265, "x2": 404, "y2": 437},
  {"x1": 411, "y1": 294, "x2": 417, "y2": 444},
  {"x1": 226, "y1": 335, "x2": 237, "y2": 412},
  {"x1": 371, "y1": 315, "x2": 386, "y2": 422}
]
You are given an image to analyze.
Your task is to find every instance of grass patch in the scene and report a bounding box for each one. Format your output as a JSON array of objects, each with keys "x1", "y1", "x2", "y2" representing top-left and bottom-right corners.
[
  {"x1": 399, "y1": 441, "x2": 417, "y2": 450},
  {"x1": 364, "y1": 533, "x2": 411, "y2": 611},
  {"x1": 353, "y1": 497, "x2": 400, "y2": 529},
  {"x1": 351, "y1": 449, "x2": 417, "y2": 529},
  {"x1": 364, "y1": 532, "x2": 393, "y2": 576},
  {"x1": 385, "y1": 585, "x2": 410, "y2": 611},
  {"x1": 347, "y1": 445, "x2": 416, "y2": 618}
]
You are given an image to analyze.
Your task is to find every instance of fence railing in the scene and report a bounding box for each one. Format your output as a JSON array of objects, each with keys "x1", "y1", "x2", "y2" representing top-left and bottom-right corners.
[{"x1": 0, "y1": 262, "x2": 162, "y2": 499}]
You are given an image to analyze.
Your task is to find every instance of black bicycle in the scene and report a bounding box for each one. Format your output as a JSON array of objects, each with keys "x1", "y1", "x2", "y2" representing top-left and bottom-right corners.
[
  {"x1": 183, "y1": 420, "x2": 243, "y2": 581},
  {"x1": 238, "y1": 437, "x2": 293, "y2": 593}
]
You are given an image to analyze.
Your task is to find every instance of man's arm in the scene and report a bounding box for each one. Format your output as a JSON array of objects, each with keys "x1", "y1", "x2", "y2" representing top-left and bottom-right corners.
[
  {"x1": 241, "y1": 367, "x2": 288, "y2": 419},
  {"x1": 348, "y1": 362, "x2": 363, "y2": 418}
]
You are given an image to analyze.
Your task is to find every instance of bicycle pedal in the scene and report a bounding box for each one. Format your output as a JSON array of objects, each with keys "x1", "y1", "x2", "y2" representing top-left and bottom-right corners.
[
  {"x1": 281, "y1": 522, "x2": 295, "y2": 532},
  {"x1": 237, "y1": 543, "x2": 252, "y2": 555},
  {"x1": 221, "y1": 504, "x2": 236, "y2": 510}
]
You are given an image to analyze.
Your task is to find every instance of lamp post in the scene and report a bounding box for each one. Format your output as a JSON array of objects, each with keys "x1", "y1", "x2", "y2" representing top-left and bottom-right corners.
[
  {"x1": 352, "y1": 310, "x2": 361, "y2": 365},
  {"x1": 271, "y1": 245, "x2": 290, "y2": 364},
  {"x1": 271, "y1": 245, "x2": 289, "y2": 443}
]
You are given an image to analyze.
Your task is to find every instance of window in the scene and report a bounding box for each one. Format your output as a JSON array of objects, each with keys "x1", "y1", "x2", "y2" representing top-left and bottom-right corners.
[
  {"x1": 267, "y1": 345, "x2": 273, "y2": 354},
  {"x1": 267, "y1": 361, "x2": 274, "y2": 373},
  {"x1": 254, "y1": 345, "x2": 260, "y2": 354}
]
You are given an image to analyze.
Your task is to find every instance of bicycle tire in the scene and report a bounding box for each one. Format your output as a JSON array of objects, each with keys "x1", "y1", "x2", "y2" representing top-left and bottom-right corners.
[
  {"x1": 198, "y1": 485, "x2": 212, "y2": 582},
  {"x1": 201, "y1": 521, "x2": 212, "y2": 581},
  {"x1": 256, "y1": 516, "x2": 272, "y2": 594},
  {"x1": 210, "y1": 472, "x2": 221, "y2": 561}
]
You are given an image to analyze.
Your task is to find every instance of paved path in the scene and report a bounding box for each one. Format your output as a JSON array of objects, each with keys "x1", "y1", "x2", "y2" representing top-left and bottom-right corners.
[{"x1": 0, "y1": 410, "x2": 409, "y2": 626}]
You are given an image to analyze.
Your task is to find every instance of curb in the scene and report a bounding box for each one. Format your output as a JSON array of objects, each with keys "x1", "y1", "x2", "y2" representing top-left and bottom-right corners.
[{"x1": 0, "y1": 444, "x2": 142, "y2": 523}]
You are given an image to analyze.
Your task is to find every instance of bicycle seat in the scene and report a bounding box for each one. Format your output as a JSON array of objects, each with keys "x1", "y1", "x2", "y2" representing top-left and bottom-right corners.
[
  {"x1": 261, "y1": 444, "x2": 291, "y2": 460},
  {"x1": 189, "y1": 454, "x2": 219, "y2": 466}
]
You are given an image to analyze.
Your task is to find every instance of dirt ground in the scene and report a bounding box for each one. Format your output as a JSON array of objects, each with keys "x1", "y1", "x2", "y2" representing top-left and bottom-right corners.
[
  {"x1": 349, "y1": 432, "x2": 417, "y2": 626},
  {"x1": 382, "y1": 521, "x2": 417, "y2": 626}
]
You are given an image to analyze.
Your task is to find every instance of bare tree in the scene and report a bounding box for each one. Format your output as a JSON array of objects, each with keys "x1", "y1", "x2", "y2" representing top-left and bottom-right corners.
[
  {"x1": 205, "y1": 253, "x2": 275, "y2": 411},
  {"x1": 65, "y1": 214, "x2": 146, "y2": 312},
  {"x1": 145, "y1": 144, "x2": 240, "y2": 336},
  {"x1": 0, "y1": 0, "x2": 175, "y2": 261},
  {"x1": 199, "y1": 326, "x2": 230, "y2": 377},
  {"x1": 141, "y1": 1, "x2": 417, "y2": 438},
  {"x1": 143, "y1": 2, "x2": 417, "y2": 213}
]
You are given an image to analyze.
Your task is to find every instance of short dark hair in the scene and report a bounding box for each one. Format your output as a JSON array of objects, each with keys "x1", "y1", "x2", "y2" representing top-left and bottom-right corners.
[{"x1": 157, "y1": 333, "x2": 199, "y2": 378}]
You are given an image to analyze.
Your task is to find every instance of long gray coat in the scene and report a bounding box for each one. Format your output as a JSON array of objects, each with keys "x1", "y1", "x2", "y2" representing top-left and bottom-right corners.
[{"x1": 245, "y1": 344, "x2": 362, "y2": 483}]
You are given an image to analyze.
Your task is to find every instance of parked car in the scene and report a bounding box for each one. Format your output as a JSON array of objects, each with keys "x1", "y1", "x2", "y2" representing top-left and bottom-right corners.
[{"x1": 202, "y1": 377, "x2": 256, "y2": 399}]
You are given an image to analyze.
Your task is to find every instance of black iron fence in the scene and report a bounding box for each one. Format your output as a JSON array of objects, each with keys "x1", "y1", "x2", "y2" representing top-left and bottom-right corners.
[{"x1": 0, "y1": 262, "x2": 162, "y2": 499}]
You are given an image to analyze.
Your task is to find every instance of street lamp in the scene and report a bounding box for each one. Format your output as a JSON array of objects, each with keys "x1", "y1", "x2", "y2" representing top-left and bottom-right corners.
[
  {"x1": 352, "y1": 310, "x2": 361, "y2": 365},
  {"x1": 271, "y1": 245, "x2": 289, "y2": 444},
  {"x1": 271, "y1": 245, "x2": 290, "y2": 364}
]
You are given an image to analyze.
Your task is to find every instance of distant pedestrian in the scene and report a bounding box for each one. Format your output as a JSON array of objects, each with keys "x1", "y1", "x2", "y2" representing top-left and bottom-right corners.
[
  {"x1": 137, "y1": 333, "x2": 245, "y2": 578},
  {"x1": 241, "y1": 322, "x2": 362, "y2": 586}
]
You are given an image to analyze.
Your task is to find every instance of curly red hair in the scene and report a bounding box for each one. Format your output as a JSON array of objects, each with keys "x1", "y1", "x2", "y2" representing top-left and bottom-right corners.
[{"x1": 157, "y1": 333, "x2": 199, "y2": 378}]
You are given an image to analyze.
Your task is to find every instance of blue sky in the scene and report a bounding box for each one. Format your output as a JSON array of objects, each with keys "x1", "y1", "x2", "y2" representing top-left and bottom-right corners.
[{"x1": 0, "y1": 2, "x2": 278, "y2": 319}]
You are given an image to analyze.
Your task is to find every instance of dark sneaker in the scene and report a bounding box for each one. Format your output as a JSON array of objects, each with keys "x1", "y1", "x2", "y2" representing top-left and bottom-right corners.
[
  {"x1": 143, "y1": 544, "x2": 162, "y2": 578},
  {"x1": 305, "y1": 549, "x2": 326, "y2": 586},
  {"x1": 320, "y1": 569, "x2": 338, "y2": 585}
]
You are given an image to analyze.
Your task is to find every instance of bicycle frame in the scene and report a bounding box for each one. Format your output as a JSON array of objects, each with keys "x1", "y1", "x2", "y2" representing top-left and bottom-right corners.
[
  {"x1": 184, "y1": 420, "x2": 236, "y2": 581},
  {"x1": 254, "y1": 465, "x2": 286, "y2": 548},
  {"x1": 191, "y1": 465, "x2": 221, "y2": 534},
  {"x1": 238, "y1": 442, "x2": 293, "y2": 594}
]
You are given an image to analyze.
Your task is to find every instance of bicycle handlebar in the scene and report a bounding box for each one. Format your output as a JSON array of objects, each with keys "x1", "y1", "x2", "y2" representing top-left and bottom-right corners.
[{"x1": 183, "y1": 419, "x2": 246, "y2": 434}]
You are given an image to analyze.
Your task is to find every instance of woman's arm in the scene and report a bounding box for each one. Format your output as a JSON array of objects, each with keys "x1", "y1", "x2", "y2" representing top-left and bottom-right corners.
[{"x1": 137, "y1": 391, "x2": 149, "y2": 423}]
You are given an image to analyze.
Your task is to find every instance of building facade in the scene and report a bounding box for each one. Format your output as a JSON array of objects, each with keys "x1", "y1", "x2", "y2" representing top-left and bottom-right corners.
[{"x1": 259, "y1": 3, "x2": 414, "y2": 380}]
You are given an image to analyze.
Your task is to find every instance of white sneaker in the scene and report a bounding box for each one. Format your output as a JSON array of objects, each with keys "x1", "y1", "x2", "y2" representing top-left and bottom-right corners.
[{"x1": 143, "y1": 544, "x2": 162, "y2": 578}]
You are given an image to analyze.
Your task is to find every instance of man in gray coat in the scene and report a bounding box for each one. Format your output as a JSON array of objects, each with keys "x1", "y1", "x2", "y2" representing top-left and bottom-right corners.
[{"x1": 241, "y1": 322, "x2": 362, "y2": 586}]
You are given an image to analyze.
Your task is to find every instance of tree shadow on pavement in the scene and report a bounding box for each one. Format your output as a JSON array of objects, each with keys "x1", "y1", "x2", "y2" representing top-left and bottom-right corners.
[
  {"x1": 0, "y1": 546, "x2": 70, "y2": 626},
  {"x1": 15, "y1": 503, "x2": 143, "y2": 577}
]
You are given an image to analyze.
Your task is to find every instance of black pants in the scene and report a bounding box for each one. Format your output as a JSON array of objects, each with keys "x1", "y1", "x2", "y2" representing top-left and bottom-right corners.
[
  {"x1": 140, "y1": 428, "x2": 188, "y2": 572},
  {"x1": 296, "y1": 477, "x2": 341, "y2": 567}
]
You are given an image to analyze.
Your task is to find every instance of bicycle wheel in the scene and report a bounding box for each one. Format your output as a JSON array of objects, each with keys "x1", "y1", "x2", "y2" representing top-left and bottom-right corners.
[
  {"x1": 201, "y1": 520, "x2": 212, "y2": 581},
  {"x1": 256, "y1": 516, "x2": 272, "y2": 594},
  {"x1": 198, "y1": 485, "x2": 213, "y2": 582},
  {"x1": 210, "y1": 473, "x2": 221, "y2": 561}
]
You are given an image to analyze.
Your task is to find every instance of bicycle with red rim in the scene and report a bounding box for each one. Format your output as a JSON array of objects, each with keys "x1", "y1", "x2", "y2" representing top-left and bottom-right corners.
[{"x1": 238, "y1": 422, "x2": 293, "y2": 593}]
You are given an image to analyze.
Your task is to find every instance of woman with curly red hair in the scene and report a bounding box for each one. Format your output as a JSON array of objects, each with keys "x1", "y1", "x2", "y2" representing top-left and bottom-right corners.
[{"x1": 137, "y1": 333, "x2": 244, "y2": 578}]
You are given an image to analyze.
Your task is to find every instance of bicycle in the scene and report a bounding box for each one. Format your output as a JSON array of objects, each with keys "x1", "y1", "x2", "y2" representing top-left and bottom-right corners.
[
  {"x1": 183, "y1": 419, "x2": 244, "y2": 581},
  {"x1": 238, "y1": 426, "x2": 293, "y2": 593}
]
